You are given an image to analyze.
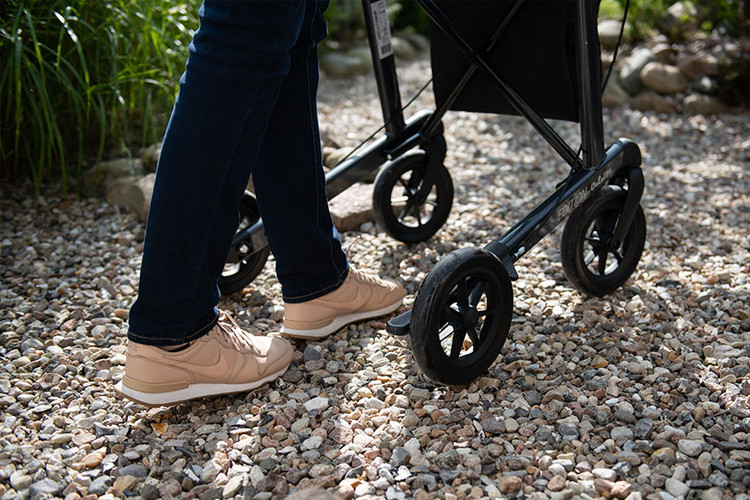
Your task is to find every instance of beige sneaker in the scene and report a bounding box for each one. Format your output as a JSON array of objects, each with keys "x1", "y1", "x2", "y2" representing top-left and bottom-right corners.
[
  {"x1": 281, "y1": 268, "x2": 405, "y2": 339},
  {"x1": 114, "y1": 312, "x2": 292, "y2": 406}
]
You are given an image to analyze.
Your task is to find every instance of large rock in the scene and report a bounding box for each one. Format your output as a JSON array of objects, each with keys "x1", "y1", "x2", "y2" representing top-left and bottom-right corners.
[
  {"x1": 602, "y1": 79, "x2": 630, "y2": 108},
  {"x1": 641, "y1": 62, "x2": 689, "y2": 94},
  {"x1": 631, "y1": 90, "x2": 678, "y2": 114},
  {"x1": 405, "y1": 33, "x2": 429, "y2": 52},
  {"x1": 80, "y1": 158, "x2": 145, "y2": 198},
  {"x1": 677, "y1": 53, "x2": 719, "y2": 80},
  {"x1": 683, "y1": 94, "x2": 727, "y2": 115},
  {"x1": 320, "y1": 52, "x2": 370, "y2": 78},
  {"x1": 692, "y1": 76, "x2": 718, "y2": 95},
  {"x1": 323, "y1": 147, "x2": 379, "y2": 183},
  {"x1": 619, "y1": 48, "x2": 657, "y2": 95},
  {"x1": 392, "y1": 37, "x2": 418, "y2": 60},
  {"x1": 329, "y1": 182, "x2": 374, "y2": 232},
  {"x1": 141, "y1": 143, "x2": 161, "y2": 173},
  {"x1": 598, "y1": 19, "x2": 626, "y2": 51},
  {"x1": 345, "y1": 46, "x2": 373, "y2": 71},
  {"x1": 652, "y1": 43, "x2": 673, "y2": 63},
  {"x1": 323, "y1": 147, "x2": 351, "y2": 169},
  {"x1": 106, "y1": 173, "x2": 155, "y2": 221},
  {"x1": 659, "y1": 1, "x2": 699, "y2": 39}
]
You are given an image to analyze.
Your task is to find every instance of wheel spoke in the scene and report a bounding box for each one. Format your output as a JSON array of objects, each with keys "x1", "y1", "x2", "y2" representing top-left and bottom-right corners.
[
  {"x1": 397, "y1": 202, "x2": 414, "y2": 222},
  {"x1": 443, "y1": 304, "x2": 464, "y2": 324},
  {"x1": 406, "y1": 172, "x2": 423, "y2": 191},
  {"x1": 476, "y1": 308, "x2": 492, "y2": 319},
  {"x1": 449, "y1": 325, "x2": 468, "y2": 359},
  {"x1": 612, "y1": 249, "x2": 624, "y2": 263},
  {"x1": 468, "y1": 282, "x2": 486, "y2": 307},
  {"x1": 597, "y1": 247, "x2": 609, "y2": 275},
  {"x1": 595, "y1": 213, "x2": 619, "y2": 238},
  {"x1": 411, "y1": 204, "x2": 424, "y2": 227},
  {"x1": 466, "y1": 325, "x2": 481, "y2": 347},
  {"x1": 453, "y1": 278, "x2": 470, "y2": 309}
]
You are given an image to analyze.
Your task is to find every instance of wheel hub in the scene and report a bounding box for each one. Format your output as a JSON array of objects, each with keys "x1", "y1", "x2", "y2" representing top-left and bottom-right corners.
[{"x1": 463, "y1": 308, "x2": 480, "y2": 330}]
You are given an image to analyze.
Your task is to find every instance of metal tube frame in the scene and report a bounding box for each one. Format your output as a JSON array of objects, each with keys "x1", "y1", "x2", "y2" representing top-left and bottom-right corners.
[{"x1": 387, "y1": 0, "x2": 645, "y2": 335}]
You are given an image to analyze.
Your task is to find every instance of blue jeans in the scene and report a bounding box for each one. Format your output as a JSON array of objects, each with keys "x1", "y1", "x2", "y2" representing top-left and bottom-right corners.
[{"x1": 128, "y1": 0, "x2": 348, "y2": 346}]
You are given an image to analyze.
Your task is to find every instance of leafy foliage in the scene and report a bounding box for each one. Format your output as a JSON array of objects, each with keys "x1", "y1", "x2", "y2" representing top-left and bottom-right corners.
[
  {"x1": 600, "y1": 0, "x2": 747, "y2": 39},
  {"x1": 1, "y1": 0, "x2": 200, "y2": 193},
  {"x1": 2, "y1": 0, "x2": 746, "y2": 193}
]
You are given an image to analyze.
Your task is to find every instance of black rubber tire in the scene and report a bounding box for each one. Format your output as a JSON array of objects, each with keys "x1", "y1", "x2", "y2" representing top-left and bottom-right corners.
[
  {"x1": 410, "y1": 247, "x2": 513, "y2": 385},
  {"x1": 372, "y1": 150, "x2": 453, "y2": 243},
  {"x1": 218, "y1": 192, "x2": 270, "y2": 295},
  {"x1": 561, "y1": 185, "x2": 646, "y2": 297}
]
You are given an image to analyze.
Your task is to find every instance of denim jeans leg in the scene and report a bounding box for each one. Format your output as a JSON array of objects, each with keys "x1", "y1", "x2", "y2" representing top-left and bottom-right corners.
[
  {"x1": 252, "y1": 1, "x2": 348, "y2": 304},
  {"x1": 128, "y1": 1, "x2": 314, "y2": 346}
]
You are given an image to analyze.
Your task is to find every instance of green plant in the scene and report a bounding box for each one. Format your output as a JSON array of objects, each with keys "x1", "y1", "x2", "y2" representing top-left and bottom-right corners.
[
  {"x1": 324, "y1": 0, "x2": 364, "y2": 45},
  {"x1": 602, "y1": 0, "x2": 747, "y2": 39},
  {"x1": 391, "y1": 1, "x2": 429, "y2": 36},
  {"x1": 694, "y1": 0, "x2": 746, "y2": 34},
  {"x1": 1, "y1": 0, "x2": 200, "y2": 195},
  {"x1": 617, "y1": 0, "x2": 678, "y2": 40}
]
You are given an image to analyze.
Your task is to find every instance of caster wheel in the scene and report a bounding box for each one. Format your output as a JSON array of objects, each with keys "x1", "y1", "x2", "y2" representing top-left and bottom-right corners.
[
  {"x1": 561, "y1": 185, "x2": 646, "y2": 296},
  {"x1": 218, "y1": 191, "x2": 270, "y2": 295},
  {"x1": 411, "y1": 247, "x2": 513, "y2": 385},
  {"x1": 372, "y1": 150, "x2": 453, "y2": 243}
]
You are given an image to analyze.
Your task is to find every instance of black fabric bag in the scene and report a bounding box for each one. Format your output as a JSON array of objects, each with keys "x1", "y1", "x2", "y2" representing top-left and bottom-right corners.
[{"x1": 429, "y1": 0, "x2": 601, "y2": 122}]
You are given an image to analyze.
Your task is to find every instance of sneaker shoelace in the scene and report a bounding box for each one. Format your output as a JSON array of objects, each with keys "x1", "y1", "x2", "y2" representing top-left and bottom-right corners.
[
  {"x1": 350, "y1": 268, "x2": 387, "y2": 287},
  {"x1": 215, "y1": 312, "x2": 257, "y2": 352}
]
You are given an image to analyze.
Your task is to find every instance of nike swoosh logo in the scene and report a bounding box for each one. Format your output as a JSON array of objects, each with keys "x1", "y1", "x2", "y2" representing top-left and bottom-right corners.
[{"x1": 165, "y1": 349, "x2": 234, "y2": 382}]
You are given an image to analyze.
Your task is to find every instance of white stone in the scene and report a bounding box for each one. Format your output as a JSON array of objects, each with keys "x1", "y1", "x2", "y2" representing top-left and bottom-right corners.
[
  {"x1": 301, "y1": 435, "x2": 323, "y2": 451},
  {"x1": 249, "y1": 465, "x2": 265, "y2": 489},
  {"x1": 677, "y1": 439, "x2": 703, "y2": 457},
  {"x1": 303, "y1": 397, "x2": 329, "y2": 413},
  {"x1": 665, "y1": 477, "x2": 689, "y2": 497},
  {"x1": 641, "y1": 62, "x2": 688, "y2": 94},
  {"x1": 222, "y1": 475, "x2": 243, "y2": 498},
  {"x1": 201, "y1": 458, "x2": 222, "y2": 483},
  {"x1": 10, "y1": 471, "x2": 32, "y2": 490},
  {"x1": 593, "y1": 468, "x2": 617, "y2": 481},
  {"x1": 291, "y1": 417, "x2": 310, "y2": 433}
]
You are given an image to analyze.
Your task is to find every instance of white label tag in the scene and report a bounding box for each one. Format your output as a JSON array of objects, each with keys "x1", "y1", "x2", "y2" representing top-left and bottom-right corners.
[{"x1": 370, "y1": 0, "x2": 394, "y2": 60}]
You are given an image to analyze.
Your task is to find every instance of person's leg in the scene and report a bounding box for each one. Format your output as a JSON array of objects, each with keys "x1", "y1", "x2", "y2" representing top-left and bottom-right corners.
[
  {"x1": 118, "y1": 0, "x2": 315, "y2": 405},
  {"x1": 128, "y1": 0, "x2": 309, "y2": 347},
  {"x1": 251, "y1": 0, "x2": 348, "y2": 303},
  {"x1": 251, "y1": 2, "x2": 405, "y2": 340}
]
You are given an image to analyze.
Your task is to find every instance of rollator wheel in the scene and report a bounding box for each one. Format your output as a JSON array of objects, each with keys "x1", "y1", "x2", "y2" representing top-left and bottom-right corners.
[
  {"x1": 410, "y1": 247, "x2": 513, "y2": 385},
  {"x1": 372, "y1": 150, "x2": 453, "y2": 243},
  {"x1": 218, "y1": 192, "x2": 270, "y2": 295},
  {"x1": 561, "y1": 185, "x2": 646, "y2": 297}
]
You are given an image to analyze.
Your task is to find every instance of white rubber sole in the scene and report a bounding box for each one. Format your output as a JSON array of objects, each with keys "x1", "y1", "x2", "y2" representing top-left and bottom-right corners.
[
  {"x1": 113, "y1": 366, "x2": 288, "y2": 407},
  {"x1": 281, "y1": 300, "x2": 402, "y2": 339}
]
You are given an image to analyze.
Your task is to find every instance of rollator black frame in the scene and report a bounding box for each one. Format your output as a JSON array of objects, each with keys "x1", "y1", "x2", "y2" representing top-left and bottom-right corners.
[{"x1": 381, "y1": 0, "x2": 644, "y2": 333}]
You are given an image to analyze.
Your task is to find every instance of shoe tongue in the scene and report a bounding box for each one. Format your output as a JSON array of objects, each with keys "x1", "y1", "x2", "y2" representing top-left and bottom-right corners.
[{"x1": 215, "y1": 320, "x2": 258, "y2": 352}]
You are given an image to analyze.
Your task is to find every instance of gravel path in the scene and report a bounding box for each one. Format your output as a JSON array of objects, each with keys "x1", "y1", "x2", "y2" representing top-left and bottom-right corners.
[{"x1": 1, "y1": 55, "x2": 749, "y2": 500}]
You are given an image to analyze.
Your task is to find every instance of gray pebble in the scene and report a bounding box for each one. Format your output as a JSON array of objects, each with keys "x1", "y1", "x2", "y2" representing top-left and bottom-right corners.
[{"x1": 88, "y1": 476, "x2": 112, "y2": 496}]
